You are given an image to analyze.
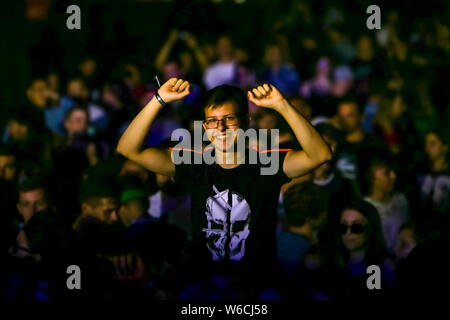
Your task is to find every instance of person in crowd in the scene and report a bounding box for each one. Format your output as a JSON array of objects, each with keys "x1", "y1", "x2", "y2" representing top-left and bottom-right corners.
[
  {"x1": 203, "y1": 35, "x2": 255, "y2": 90},
  {"x1": 334, "y1": 100, "x2": 385, "y2": 181},
  {"x1": 393, "y1": 222, "x2": 422, "y2": 262},
  {"x1": 333, "y1": 199, "x2": 396, "y2": 297},
  {"x1": 300, "y1": 57, "x2": 332, "y2": 100},
  {"x1": 277, "y1": 182, "x2": 328, "y2": 280},
  {"x1": 258, "y1": 43, "x2": 301, "y2": 97},
  {"x1": 117, "y1": 77, "x2": 332, "y2": 296},
  {"x1": 361, "y1": 153, "x2": 411, "y2": 253},
  {"x1": 0, "y1": 144, "x2": 19, "y2": 183}
]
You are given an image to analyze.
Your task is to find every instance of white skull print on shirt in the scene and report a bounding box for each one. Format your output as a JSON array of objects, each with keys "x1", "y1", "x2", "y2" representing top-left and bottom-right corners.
[{"x1": 202, "y1": 185, "x2": 251, "y2": 261}]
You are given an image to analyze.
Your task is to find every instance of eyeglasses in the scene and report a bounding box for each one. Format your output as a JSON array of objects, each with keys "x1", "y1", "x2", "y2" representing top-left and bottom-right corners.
[
  {"x1": 338, "y1": 223, "x2": 366, "y2": 235},
  {"x1": 203, "y1": 115, "x2": 239, "y2": 129}
]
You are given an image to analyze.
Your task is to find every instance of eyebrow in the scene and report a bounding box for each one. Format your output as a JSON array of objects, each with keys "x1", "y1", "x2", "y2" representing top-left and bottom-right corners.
[{"x1": 206, "y1": 113, "x2": 236, "y2": 119}]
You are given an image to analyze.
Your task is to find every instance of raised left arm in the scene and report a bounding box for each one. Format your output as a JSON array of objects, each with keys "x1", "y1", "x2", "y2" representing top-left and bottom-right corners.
[{"x1": 248, "y1": 84, "x2": 332, "y2": 178}]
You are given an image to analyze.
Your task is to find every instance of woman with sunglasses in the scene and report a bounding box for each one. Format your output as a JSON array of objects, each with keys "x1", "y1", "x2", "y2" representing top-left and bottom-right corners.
[{"x1": 334, "y1": 199, "x2": 396, "y2": 297}]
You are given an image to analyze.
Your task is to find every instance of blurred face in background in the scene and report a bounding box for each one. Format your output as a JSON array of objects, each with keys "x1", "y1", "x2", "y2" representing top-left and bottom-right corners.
[
  {"x1": 79, "y1": 58, "x2": 97, "y2": 77},
  {"x1": 425, "y1": 133, "x2": 448, "y2": 163},
  {"x1": 264, "y1": 45, "x2": 283, "y2": 67},
  {"x1": 216, "y1": 36, "x2": 234, "y2": 60},
  {"x1": 0, "y1": 154, "x2": 17, "y2": 181},
  {"x1": 7, "y1": 120, "x2": 28, "y2": 141},
  {"x1": 340, "y1": 209, "x2": 368, "y2": 252},
  {"x1": 17, "y1": 188, "x2": 49, "y2": 223},
  {"x1": 119, "y1": 199, "x2": 145, "y2": 227},
  {"x1": 337, "y1": 102, "x2": 362, "y2": 134},
  {"x1": 394, "y1": 227, "x2": 417, "y2": 260},
  {"x1": 82, "y1": 197, "x2": 119, "y2": 225},
  {"x1": 67, "y1": 79, "x2": 89, "y2": 101},
  {"x1": 27, "y1": 79, "x2": 48, "y2": 108},
  {"x1": 64, "y1": 109, "x2": 88, "y2": 137},
  {"x1": 371, "y1": 164, "x2": 396, "y2": 195}
]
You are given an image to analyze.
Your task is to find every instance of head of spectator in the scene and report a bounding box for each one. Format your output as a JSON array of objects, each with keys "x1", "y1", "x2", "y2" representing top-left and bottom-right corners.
[
  {"x1": 216, "y1": 35, "x2": 235, "y2": 62},
  {"x1": 331, "y1": 66, "x2": 354, "y2": 97},
  {"x1": 67, "y1": 78, "x2": 90, "y2": 103},
  {"x1": 336, "y1": 100, "x2": 363, "y2": 140},
  {"x1": 63, "y1": 106, "x2": 89, "y2": 139},
  {"x1": 283, "y1": 182, "x2": 328, "y2": 244},
  {"x1": 315, "y1": 57, "x2": 332, "y2": 78},
  {"x1": 76, "y1": 177, "x2": 120, "y2": 227},
  {"x1": 394, "y1": 222, "x2": 422, "y2": 261},
  {"x1": 356, "y1": 36, "x2": 374, "y2": 62},
  {"x1": 336, "y1": 199, "x2": 386, "y2": 265},
  {"x1": 264, "y1": 43, "x2": 284, "y2": 70},
  {"x1": 202, "y1": 85, "x2": 249, "y2": 153},
  {"x1": 26, "y1": 78, "x2": 49, "y2": 109},
  {"x1": 16, "y1": 176, "x2": 50, "y2": 224},
  {"x1": 7, "y1": 105, "x2": 46, "y2": 142},
  {"x1": 0, "y1": 144, "x2": 19, "y2": 182},
  {"x1": 360, "y1": 153, "x2": 397, "y2": 200},
  {"x1": 424, "y1": 130, "x2": 448, "y2": 173},
  {"x1": 118, "y1": 176, "x2": 150, "y2": 228},
  {"x1": 79, "y1": 57, "x2": 97, "y2": 78},
  {"x1": 288, "y1": 95, "x2": 312, "y2": 120}
]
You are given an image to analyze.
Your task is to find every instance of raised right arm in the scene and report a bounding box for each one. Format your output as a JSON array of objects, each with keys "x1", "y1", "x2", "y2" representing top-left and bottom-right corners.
[{"x1": 116, "y1": 78, "x2": 190, "y2": 177}]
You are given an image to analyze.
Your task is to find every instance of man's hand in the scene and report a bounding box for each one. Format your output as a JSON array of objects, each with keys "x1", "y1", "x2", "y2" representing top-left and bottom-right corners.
[
  {"x1": 248, "y1": 84, "x2": 286, "y2": 111},
  {"x1": 158, "y1": 78, "x2": 190, "y2": 104}
]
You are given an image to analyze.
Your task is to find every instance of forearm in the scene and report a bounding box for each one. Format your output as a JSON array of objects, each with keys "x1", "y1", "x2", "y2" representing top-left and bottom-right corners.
[
  {"x1": 276, "y1": 100, "x2": 332, "y2": 162},
  {"x1": 116, "y1": 96, "x2": 162, "y2": 156}
]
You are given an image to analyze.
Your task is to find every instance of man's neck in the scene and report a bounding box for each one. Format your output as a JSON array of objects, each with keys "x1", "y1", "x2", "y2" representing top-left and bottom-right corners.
[
  {"x1": 215, "y1": 148, "x2": 245, "y2": 169},
  {"x1": 369, "y1": 189, "x2": 392, "y2": 204},
  {"x1": 346, "y1": 128, "x2": 365, "y2": 143}
]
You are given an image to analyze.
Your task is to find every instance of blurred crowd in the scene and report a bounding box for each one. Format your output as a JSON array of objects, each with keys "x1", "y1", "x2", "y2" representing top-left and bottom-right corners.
[{"x1": 1, "y1": 1, "x2": 449, "y2": 300}]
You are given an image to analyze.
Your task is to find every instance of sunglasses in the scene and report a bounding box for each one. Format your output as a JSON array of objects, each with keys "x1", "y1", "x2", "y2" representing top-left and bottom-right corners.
[{"x1": 338, "y1": 223, "x2": 366, "y2": 235}]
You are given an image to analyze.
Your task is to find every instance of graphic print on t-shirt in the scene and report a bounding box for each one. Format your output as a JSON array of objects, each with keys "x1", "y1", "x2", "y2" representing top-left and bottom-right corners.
[{"x1": 202, "y1": 185, "x2": 251, "y2": 261}]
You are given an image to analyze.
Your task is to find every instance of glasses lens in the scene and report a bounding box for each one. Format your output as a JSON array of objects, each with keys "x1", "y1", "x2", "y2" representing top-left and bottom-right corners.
[
  {"x1": 225, "y1": 116, "x2": 238, "y2": 126},
  {"x1": 350, "y1": 224, "x2": 365, "y2": 234}
]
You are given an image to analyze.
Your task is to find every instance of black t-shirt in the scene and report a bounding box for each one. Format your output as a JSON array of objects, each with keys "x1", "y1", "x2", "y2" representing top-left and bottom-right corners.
[{"x1": 173, "y1": 148, "x2": 291, "y2": 273}]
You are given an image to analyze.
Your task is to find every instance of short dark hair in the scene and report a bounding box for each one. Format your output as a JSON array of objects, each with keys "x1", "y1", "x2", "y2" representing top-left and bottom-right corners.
[
  {"x1": 18, "y1": 176, "x2": 49, "y2": 202},
  {"x1": 64, "y1": 106, "x2": 89, "y2": 123},
  {"x1": 283, "y1": 182, "x2": 328, "y2": 227},
  {"x1": 79, "y1": 176, "x2": 120, "y2": 206},
  {"x1": 359, "y1": 150, "x2": 396, "y2": 196},
  {"x1": 202, "y1": 85, "x2": 249, "y2": 125}
]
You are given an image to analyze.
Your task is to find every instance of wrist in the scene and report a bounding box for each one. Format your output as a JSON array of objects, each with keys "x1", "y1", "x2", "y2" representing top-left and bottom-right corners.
[
  {"x1": 155, "y1": 91, "x2": 168, "y2": 107},
  {"x1": 273, "y1": 99, "x2": 290, "y2": 113}
]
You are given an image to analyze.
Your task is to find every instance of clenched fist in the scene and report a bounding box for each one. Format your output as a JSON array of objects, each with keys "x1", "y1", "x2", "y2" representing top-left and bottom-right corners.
[
  {"x1": 248, "y1": 84, "x2": 286, "y2": 110},
  {"x1": 157, "y1": 78, "x2": 190, "y2": 104}
]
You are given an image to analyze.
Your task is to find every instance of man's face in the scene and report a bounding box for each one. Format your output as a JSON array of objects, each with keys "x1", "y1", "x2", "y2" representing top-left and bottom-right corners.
[
  {"x1": 203, "y1": 103, "x2": 241, "y2": 152},
  {"x1": 425, "y1": 133, "x2": 448, "y2": 162},
  {"x1": 337, "y1": 103, "x2": 362, "y2": 133},
  {"x1": 17, "y1": 189, "x2": 49, "y2": 223},
  {"x1": 216, "y1": 36, "x2": 233, "y2": 58},
  {"x1": 118, "y1": 199, "x2": 144, "y2": 227},
  {"x1": 394, "y1": 228, "x2": 417, "y2": 260},
  {"x1": 27, "y1": 79, "x2": 48, "y2": 108},
  {"x1": 64, "y1": 109, "x2": 88, "y2": 137},
  {"x1": 0, "y1": 155, "x2": 17, "y2": 181},
  {"x1": 372, "y1": 165, "x2": 396, "y2": 194},
  {"x1": 7, "y1": 120, "x2": 28, "y2": 141},
  {"x1": 82, "y1": 197, "x2": 119, "y2": 225},
  {"x1": 67, "y1": 79, "x2": 89, "y2": 100}
]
